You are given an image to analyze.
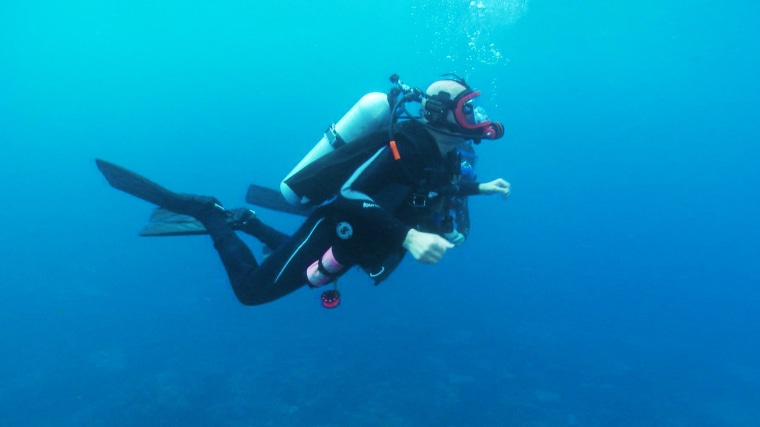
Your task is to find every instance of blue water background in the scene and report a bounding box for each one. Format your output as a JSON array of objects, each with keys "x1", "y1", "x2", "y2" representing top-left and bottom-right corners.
[{"x1": 1, "y1": 1, "x2": 758, "y2": 426}]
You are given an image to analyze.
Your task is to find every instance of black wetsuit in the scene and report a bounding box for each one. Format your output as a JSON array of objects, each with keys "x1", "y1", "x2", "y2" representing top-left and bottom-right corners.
[{"x1": 202, "y1": 120, "x2": 480, "y2": 305}]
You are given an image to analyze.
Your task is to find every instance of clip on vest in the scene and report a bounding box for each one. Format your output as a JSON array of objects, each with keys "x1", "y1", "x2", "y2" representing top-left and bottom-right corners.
[{"x1": 389, "y1": 140, "x2": 401, "y2": 160}]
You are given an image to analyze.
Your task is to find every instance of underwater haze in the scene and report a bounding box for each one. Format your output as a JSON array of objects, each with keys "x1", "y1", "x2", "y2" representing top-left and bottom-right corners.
[{"x1": 1, "y1": 0, "x2": 759, "y2": 426}]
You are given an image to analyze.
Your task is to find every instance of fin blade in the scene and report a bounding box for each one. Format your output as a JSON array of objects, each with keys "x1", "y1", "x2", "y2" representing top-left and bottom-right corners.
[
  {"x1": 138, "y1": 207, "x2": 209, "y2": 236},
  {"x1": 139, "y1": 221, "x2": 208, "y2": 237},
  {"x1": 96, "y1": 158, "x2": 175, "y2": 207},
  {"x1": 149, "y1": 207, "x2": 195, "y2": 223},
  {"x1": 245, "y1": 184, "x2": 312, "y2": 217}
]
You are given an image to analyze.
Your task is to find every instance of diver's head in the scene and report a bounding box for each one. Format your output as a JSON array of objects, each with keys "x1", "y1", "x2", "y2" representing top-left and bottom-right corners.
[{"x1": 421, "y1": 75, "x2": 504, "y2": 143}]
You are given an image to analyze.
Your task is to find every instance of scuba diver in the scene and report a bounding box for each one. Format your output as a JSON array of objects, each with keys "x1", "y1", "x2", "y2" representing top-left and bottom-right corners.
[{"x1": 97, "y1": 74, "x2": 510, "y2": 308}]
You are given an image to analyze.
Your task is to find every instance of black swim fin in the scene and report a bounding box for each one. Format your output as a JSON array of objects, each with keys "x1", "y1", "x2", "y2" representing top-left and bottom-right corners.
[
  {"x1": 96, "y1": 158, "x2": 223, "y2": 217},
  {"x1": 139, "y1": 207, "x2": 258, "y2": 237},
  {"x1": 96, "y1": 158, "x2": 180, "y2": 208},
  {"x1": 245, "y1": 184, "x2": 312, "y2": 217},
  {"x1": 96, "y1": 158, "x2": 302, "y2": 236},
  {"x1": 139, "y1": 208, "x2": 210, "y2": 236}
]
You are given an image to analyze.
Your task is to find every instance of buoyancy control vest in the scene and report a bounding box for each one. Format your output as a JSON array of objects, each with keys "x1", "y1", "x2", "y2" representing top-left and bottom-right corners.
[{"x1": 279, "y1": 80, "x2": 477, "y2": 242}]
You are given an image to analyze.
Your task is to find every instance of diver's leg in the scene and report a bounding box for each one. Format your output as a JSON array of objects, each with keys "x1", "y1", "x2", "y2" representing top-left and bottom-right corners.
[
  {"x1": 193, "y1": 204, "x2": 355, "y2": 306},
  {"x1": 240, "y1": 219, "x2": 290, "y2": 250},
  {"x1": 95, "y1": 159, "x2": 298, "y2": 301},
  {"x1": 224, "y1": 207, "x2": 290, "y2": 250},
  {"x1": 196, "y1": 209, "x2": 262, "y2": 290},
  {"x1": 163, "y1": 199, "x2": 326, "y2": 306},
  {"x1": 224, "y1": 215, "x2": 340, "y2": 305}
]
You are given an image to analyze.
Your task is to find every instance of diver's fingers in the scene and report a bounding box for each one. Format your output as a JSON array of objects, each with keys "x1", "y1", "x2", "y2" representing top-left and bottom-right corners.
[
  {"x1": 496, "y1": 179, "x2": 511, "y2": 197},
  {"x1": 422, "y1": 238, "x2": 454, "y2": 264},
  {"x1": 404, "y1": 229, "x2": 454, "y2": 264}
]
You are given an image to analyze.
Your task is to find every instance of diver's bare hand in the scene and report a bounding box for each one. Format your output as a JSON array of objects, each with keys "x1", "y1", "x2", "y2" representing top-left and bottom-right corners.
[
  {"x1": 479, "y1": 178, "x2": 510, "y2": 199},
  {"x1": 403, "y1": 229, "x2": 454, "y2": 264}
]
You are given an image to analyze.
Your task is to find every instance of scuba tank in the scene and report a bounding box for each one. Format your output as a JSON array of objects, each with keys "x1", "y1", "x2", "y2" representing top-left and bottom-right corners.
[
  {"x1": 279, "y1": 74, "x2": 433, "y2": 208},
  {"x1": 280, "y1": 92, "x2": 391, "y2": 206}
]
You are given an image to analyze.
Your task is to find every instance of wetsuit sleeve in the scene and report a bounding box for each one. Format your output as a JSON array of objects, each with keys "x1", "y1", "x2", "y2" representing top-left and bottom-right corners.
[
  {"x1": 458, "y1": 181, "x2": 481, "y2": 196},
  {"x1": 338, "y1": 145, "x2": 417, "y2": 249}
]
